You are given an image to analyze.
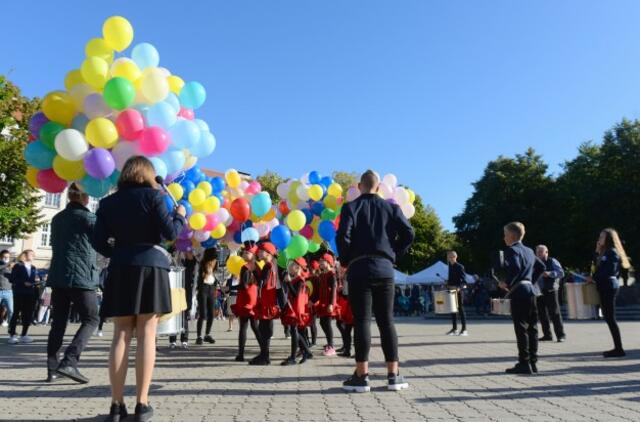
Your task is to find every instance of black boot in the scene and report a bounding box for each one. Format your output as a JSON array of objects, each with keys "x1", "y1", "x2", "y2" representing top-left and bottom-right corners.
[
  {"x1": 134, "y1": 403, "x2": 153, "y2": 422},
  {"x1": 505, "y1": 362, "x2": 532, "y2": 375},
  {"x1": 104, "y1": 402, "x2": 128, "y2": 422}
]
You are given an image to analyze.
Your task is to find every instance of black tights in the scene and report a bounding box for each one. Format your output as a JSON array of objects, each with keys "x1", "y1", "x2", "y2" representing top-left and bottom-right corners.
[
  {"x1": 336, "y1": 320, "x2": 353, "y2": 352},
  {"x1": 289, "y1": 325, "x2": 311, "y2": 358},
  {"x1": 309, "y1": 315, "x2": 317, "y2": 345},
  {"x1": 258, "y1": 319, "x2": 274, "y2": 359},
  {"x1": 319, "y1": 316, "x2": 334, "y2": 347},
  {"x1": 599, "y1": 287, "x2": 623, "y2": 350},
  {"x1": 238, "y1": 317, "x2": 259, "y2": 357}
]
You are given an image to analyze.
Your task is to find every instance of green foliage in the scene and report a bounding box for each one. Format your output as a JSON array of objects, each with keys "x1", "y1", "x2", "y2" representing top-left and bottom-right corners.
[
  {"x1": 256, "y1": 170, "x2": 285, "y2": 202},
  {"x1": 0, "y1": 76, "x2": 43, "y2": 239},
  {"x1": 332, "y1": 171, "x2": 358, "y2": 192}
]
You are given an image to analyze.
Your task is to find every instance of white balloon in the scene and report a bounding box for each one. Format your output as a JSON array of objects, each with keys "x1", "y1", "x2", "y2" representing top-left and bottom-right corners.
[
  {"x1": 216, "y1": 208, "x2": 231, "y2": 226},
  {"x1": 111, "y1": 141, "x2": 140, "y2": 171},
  {"x1": 194, "y1": 230, "x2": 210, "y2": 242},
  {"x1": 300, "y1": 172, "x2": 310, "y2": 185},
  {"x1": 379, "y1": 182, "x2": 393, "y2": 199},
  {"x1": 401, "y1": 203, "x2": 415, "y2": 219},
  {"x1": 383, "y1": 174, "x2": 398, "y2": 188},
  {"x1": 393, "y1": 187, "x2": 410, "y2": 205},
  {"x1": 276, "y1": 182, "x2": 289, "y2": 199},
  {"x1": 296, "y1": 184, "x2": 310, "y2": 201},
  {"x1": 83, "y1": 93, "x2": 112, "y2": 119},
  {"x1": 54, "y1": 129, "x2": 89, "y2": 161}
]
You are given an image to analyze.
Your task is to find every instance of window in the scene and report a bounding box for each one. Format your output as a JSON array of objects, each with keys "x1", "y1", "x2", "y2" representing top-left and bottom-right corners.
[
  {"x1": 0, "y1": 236, "x2": 13, "y2": 245},
  {"x1": 40, "y1": 223, "x2": 52, "y2": 248},
  {"x1": 44, "y1": 193, "x2": 61, "y2": 208}
]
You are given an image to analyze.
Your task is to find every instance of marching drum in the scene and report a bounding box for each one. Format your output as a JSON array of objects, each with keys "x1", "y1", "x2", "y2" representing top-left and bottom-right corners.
[
  {"x1": 434, "y1": 289, "x2": 458, "y2": 314},
  {"x1": 157, "y1": 267, "x2": 187, "y2": 336},
  {"x1": 582, "y1": 282, "x2": 601, "y2": 306},
  {"x1": 565, "y1": 282, "x2": 597, "y2": 320},
  {"x1": 490, "y1": 298, "x2": 511, "y2": 316}
]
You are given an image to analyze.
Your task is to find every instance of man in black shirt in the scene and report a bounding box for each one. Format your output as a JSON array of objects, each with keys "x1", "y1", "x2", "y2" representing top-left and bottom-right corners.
[{"x1": 446, "y1": 251, "x2": 468, "y2": 336}]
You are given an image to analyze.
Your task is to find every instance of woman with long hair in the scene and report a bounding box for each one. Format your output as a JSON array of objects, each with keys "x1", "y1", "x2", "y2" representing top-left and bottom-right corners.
[
  {"x1": 94, "y1": 156, "x2": 186, "y2": 422},
  {"x1": 8, "y1": 250, "x2": 37, "y2": 344},
  {"x1": 195, "y1": 248, "x2": 218, "y2": 345},
  {"x1": 587, "y1": 228, "x2": 631, "y2": 358},
  {"x1": 231, "y1": 246, "x2": 260, "y2": 361}
]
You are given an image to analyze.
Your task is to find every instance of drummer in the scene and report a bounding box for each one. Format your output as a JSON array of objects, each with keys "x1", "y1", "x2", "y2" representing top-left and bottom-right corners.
[{"x1": 445, "y1": 251, "x2": 468, "y2": 336}]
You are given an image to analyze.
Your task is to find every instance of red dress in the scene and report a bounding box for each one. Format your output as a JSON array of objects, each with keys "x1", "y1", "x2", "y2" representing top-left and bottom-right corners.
[
  {"x1": 314, "y1": 271, "x2": 338, "y2": 318},
  {"x1": 255, "y1": 262, "x2": 280, "y2": 320},
  {"x1": 336, "y1": 278, "x2": 353, "y2": 325},
  {"x1": 231, "y1": 266, "x2": 258, "y2": 318},
  {"x1": 281, "y1": 276, "x2": 311, "y2": 328}
]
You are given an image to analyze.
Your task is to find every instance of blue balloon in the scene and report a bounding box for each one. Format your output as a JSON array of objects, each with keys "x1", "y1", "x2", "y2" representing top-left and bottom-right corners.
[
  {"x1": 215, "y1": 193, "x2": 224, "y2": 202},
  {"x1": 319, "y1": 220, "x2": 337, "y2": 241},
  {"x1": 201, "y1": 238, "x2": 217, "y2": 249},
  {"x1": 131, "y1": 43, "x2": 160, "y2": 69},
  {"x1": 181, "y1": 180, "x2": 195, "y2": 197},
  {"x1": 179, "y1": 81, "x2": 207, "y2": 109},
  {"x1": 211, "y1": 177, "x2": 225, "y2": 193},
  {"x1": 320, "y1": 176, "x2": 333, "y2": 188},
  {"x1": 165, "y1": 93, "x2": 181, "y2": 113},
  {"x1": 302, "y1": 209, "x2": 313, "y2": 224},
  {"x1": 311, "y1": 202, "x2": 324, "y2": 216},
  {"x1": 233, "y1": 230, "x2": 242, "y2": 244},
  {"x1": 80, "y1": 175, "x2": 112, "y2": 198},
  {"x1": 147, "y1": 102, "x2": 177, "y2": 129},
  {"x1": 191, "y1": 131, "x2": 216, "y2": 158},
  {"x1": 71, "y1": 114, "x2": 90, "y2": 132},
  {"x1": 329, "y1": 239, "x2": 338, "y2": 255},
  {"x1": 109, "y1": 170, "x2": 121, "y2": 185},
  {"x1": 243, "y1": 220, "x2": 253, "y2": 229},
  {"x1": 169, "y1": 119, "x2": 200, "y2": 149},
  {"x1": 270, "y1": 225, "x2": 292, "y2": 250},
  {"x1": 251, "y1": 192, "x2": 272, "y2": 218},
  {"x1": 241, "y1": 227, "x2": 260, "y2": 243},
  {"x1": 309, "y1": 171, "x2": 321, "y2": 185},
  {"x1": 194, "y1": 119, "x2": 209, "y2": 132},
  {"x1": 149, "y1": 157, "x2": 167, "y2": 180},
  {"x1": 162, "y1": 150, "x2": 186, "y2": 175},
  {"x1": 24, "y1": 141, "x2": 56, "y2": 169},
  {"x1": 179, "y1": 199, "x2": 193, "y2": 216},
  {"x1": 163, "y1": 194, "x2": 174, "y2": 212}
]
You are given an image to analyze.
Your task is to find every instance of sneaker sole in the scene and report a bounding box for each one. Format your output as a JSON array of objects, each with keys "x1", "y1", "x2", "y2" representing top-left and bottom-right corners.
[
  {"x1": 388, "y1": 383, "x2": 409, "y2": 391},
  {"x1": 342, "y1": 385, "x2": 371, "y2": 393}
]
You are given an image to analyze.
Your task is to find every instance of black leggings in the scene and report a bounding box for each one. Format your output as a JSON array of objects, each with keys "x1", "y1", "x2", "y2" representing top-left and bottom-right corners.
[
  {"x1": 238, "y1": 317, "x2": 259, "y2": 357},
  {"x1": 336, "y1": 320, "x2": 353, "y2": 352},
  {"x1": 289, "y1": 325, "x2": 311, "y2": 358},
  {"x1": 258, "y1": 319, "x2": 274, "y2": 359},
  {"x1": 197, "y1": 285, "x2": 215, "y2": 338},
  {"x1": 451, "y1": 290, "x2": 466, "y2": 331},
  {"x1": 349, "y1": 277, "x2": 398, "y2": 362},
  {"x1": 320, "y1": 316, "x2": 334, "y2": 347},
  {"x1": 599, "y1": 287, "x2": 623, "y2": 350},
  {"x1": 9, "y1": 292, "x2": 36, "y2": 337},
  {"x1": 309, "y1": 314, "x2": 317, "y2": 345}
]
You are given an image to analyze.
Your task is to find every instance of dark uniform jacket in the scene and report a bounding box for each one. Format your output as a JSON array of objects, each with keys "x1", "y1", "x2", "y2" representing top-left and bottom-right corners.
[
  {"x1": 447, "y1": 262, "x2": 467, "y2": 288},
  {"x1": 503, "y1": 241, "x2": 545, "y2": 300},
  {"x1": 593, "y1": 248, "x2": 622, "y2": 291}
]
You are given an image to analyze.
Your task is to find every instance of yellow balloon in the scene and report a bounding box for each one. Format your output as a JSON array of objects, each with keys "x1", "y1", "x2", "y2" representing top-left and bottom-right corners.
[
  {"x1": 263, "y1": 207, "x2": 276, "y2": 221},
  {"x1": 225, "y1": 169, "x2": 241, "y2": 189},
  {"x1": 189, "y1": 213, "x2": 207, "y2": 230},
  {"x1": 188, "y1": 188, "x2": 206, "y2": 207},
  {"x1": 85, "y1": 118, "x2": 118, "y2": 148},
  {"x1": 53, "y1": 156, "x2": 86, "y2": 181},
  {"x1": 408, "y1": 189, "x2": 416, "y2": 204},
  {"x1": 64, "y1": 69, "x2": 85, "y2": 91},
  {"x1": 327, "y1": 183, "x2": 343, "y2": 198},
  {"x1": 110, "y1": 58, "x2": 141, "y2": 82},
  {"x1": 286, "y1": 210, "x2": 306, "y2": 232},
  {"x1": 167, "y1": 75, "x2": 185, "y2": 95},
  {"x1": 102, "y1": 16, "x2": 134, "y2": 52},
  {"x1": 140, "y1": 68, "x2": 169, "y2": 104},
  {"x1": 197, "y1": 181, "x2": 213, "y2": 196},
  {"x1": 211, "y1": 223, "x2": 227, "y2": 239},
  {"x1": 202, "y1": 196, "x2": 221, "y2": 213},
  {"x1": 69, "y1": 84, "x2": 95, "y2": 109},
  {"x1": 323, "y1": 195, "x2": 339, "y2": 210},
  {"x1": 308, "y1": 184, "x2": 324, "y2": 202},
  {"x1": 26, "y1": 167, "x2": 39, "y2": 188},
  {"x1": 42, "y1": 91, "x2": 77, "y2": 126},
  {"x1": 226, "y1": 255, "x2": 246, "y2": 276},
  {"x1": 81, "y1": 57, "x2": 110, "y2": 90},
  {"x1": 85, "y1": 38, "x2": 114, "y2": 64},
  {"x1": 167, "y1": 183, "x2": 184, "y2": 201}
]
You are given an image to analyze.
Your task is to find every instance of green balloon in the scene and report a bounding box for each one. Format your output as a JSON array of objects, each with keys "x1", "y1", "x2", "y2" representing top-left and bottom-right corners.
[
  {"x1": 308, "y1": 241, "x2": 321, "y2": 253},
  {"x1": 39, "y1": 121, "x2": 65, "y2": 150},
  {"x1": 286, "y1": 234, "x2": 309, "y2": 259},
  {"x1": 277, "y1": 249, "x2": 290, "y2": 268},
  {"x1": 321, "y1": 208, "x2": 338, "y2": 221},
  {"x1": 103, "y1": 77, "x2": 135, "y2": 110}
]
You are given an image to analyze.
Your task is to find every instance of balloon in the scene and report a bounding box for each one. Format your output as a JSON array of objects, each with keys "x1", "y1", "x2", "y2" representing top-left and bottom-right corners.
[
  {"x1": 286, "y1": 235, "x2": 309, "y2": 259},
  {"x1": 188, "y1": 188, "x2": 206, "y2": 206},
  {"x1": 42, "y1": 91, "x2": 76, "y2": 125},
  {"x1": 179, "y1": 81, "x2": 206, "y2": 109},
  {"x1": 24, "y1": 141, "x2": 56, "y2": 169},
  {"x1": 53, "y1": 156, "x2": 86, "y2": 181},
  {"x1": 26, "y1": 166, "x2": 39, "y2": 188},
  {"x1": 139, "y1": 127, "x2": 170, "y2": 156},
  {"x1": 54, "y1": 129, "x2": 89, "y2": 161},
  {"x1": 85, "y1": 118, "x2": 118, "y2": 148},
  {"x1": 401, "y1": 203, "x2": 415, "y2": 219},
  {"x1": 296, "y1": 184, "x2": 310, "y2": 201},
  {"x1": 225, "y1": 169, "x2": 241, "y2": 189},
  {"x1": 276, "y1": 182, "x2": 289, "y2": 199},
  {"x1": 103, "y1": 77, "x2": 135, "y2": 110},
  {"x1": 80, "y1": 174, "x2": 112, "y2": 197},
  {"x1": 230, "y1": 198, "x2": 251, "y2": 222},
  {"x1": 177, "y1": 107, "x2": 194, "y2": 120},
  {"x1": 191, "y1": 131, "x2": 216, "y2": 158},
  {"x1": 241, "y1": 227, "x2": 260, "y2": 243},
  {"x1": 69, "y1": 84, "x2": 95, "y2": 110},
  {"x1": 309, "y1": 171, "x2": 321, "y2": 185},
  {"x1": 378, "y1": 182, "x2": 393, "y2": 199},
  {"x1": 110, "y1": 58, "x2": 141, "y2": 82},
  {"x1": 300, "y1": 225, "x2": 314, "y2": 240},
  {"x1": 39, "y1": 122, "x2": 65, "y2": 150},
  {"x1": 346, "y1": 186, "x2": 360, "y2": 202},
  {"x1": 394, "y1": 187, "x2": 410, "y2": 205},
  {"x1": 194, "y1": 230, "x2": 210, "y2": 243},
  {"x1": 328, "y1": 183, "x2": 343, "y2": 197},
  {"x1": 308, "y1": 241, "x2": 321, "y2": 253},
  {"x1": 308, "y1": 184, "x2": 324, "y2": 201},
  {"x1": 211, "y1": 176, "x2": 225, "y2": 193},
  {"x1": 83, "y1": 148, "x2": 115, "y2": 179},
  {"x1": 323, "y1": 195, "x2": 339, "y2": 211},
  {"x1": 81, "y1": 56, "x2": 110, "y2": 89},
  {"x1": 286, "y1": 210, "x2": 306, "y2": 232},
  {"x1": 226, "y1": 255, "x2": 246, "y2": 277},
  {"x1": 197, "y1": 181, "x2": 212, "y2": 196},
  {"x1": 407, "y1": 189, "x2": 416, "y2": 204},
  {"x1": 175, "y1": 238, "x2": 193, "y2": 253},
  {"x1": 161, "y1": 150, "x2": 186, "y2": 175},
  {"x1": 71, "y1": 114, "x2": 90, "y2": 132},
  {"x1": 318, "y1": 220, "x2": 337, "y2": 241},
  {"x1": 278, "y1": 200, "x2": 290, "y2": 215},
  {"x1": 250, "y1": 192, "x2": 272, "y2": 218},
  {"x1": 203, "y1": 214, "x2": 219, "y2": 231},
  {"x1": 163, "y1": 194, "x2": 174, "y2": 212},
  {"x1": 149, "y1": 157, "x2": 167, "y2": 180},
  {"x1": 140, "y1": 68, "x2": 169, "y2": 103},
  {"x1": 194, "y1": 119, "x2": 209, "y2": 133},
  {"x1": 181, "y1": 180, "x2": 195, "y2": 197},
  {"x1": 37, "y1": 169, "x2": 67, "y2": 193},
  {"x1": 321, "y1": 208, "x2": 338, "y2": 221},
  {"x1": 167, "y1": 183, "x2": 184, "y2": 201},
  {"x1": 167, "y1": 75, "x2": 184, "y2": 95},
  {"x1": 132, "y1": 43, "x2": 160, "y2": 69},
  {"x1": 211, "y1": 223, "x2": 227, "y2": 239},
  {"x1": 146, "y1": 101, "x2": 177, "y2": 129},
  {"x1": 115, "y1": 109, "x2": 145, "y2": 140},
  {"x1": 320, "y1": 176, "x2": 333, "y2": 188},
  {"x1": 189, "y1": 213, "x2": 207, "y2": 230},
  {"x1": 85, "y1": 38, "x2": 114, "y2": 63},
  {"x1": 83, "y1": 93, "x2": 112, "y2": 119},
  {"x1": 111, "y1": 140, "x2": 140, "y2": 171},
  {"x1": 64, "y1": 69, "x2": 85, "y2": 91},
  {"x1": 29, "y1": 112, "x2": 49, "y2": 137},
  {"x1": 277, "y1": 249, "x2": 290, "y2": 268},
  {"x1": 217, "y1": 208, "x2": 231, "y2": 225},
  {"x1": 169, "y1": 119, "x2": 200, "y2": 149},
  {"x1": 102, "y1": 16, "x2": 133, "y2": 52},
  {"x1": 383, "y1": 174, "x2": 398, "y2": 188}
]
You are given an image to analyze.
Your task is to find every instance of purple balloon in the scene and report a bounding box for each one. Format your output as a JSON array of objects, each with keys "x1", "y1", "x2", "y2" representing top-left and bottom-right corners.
[
  {"x1": 84, "y1": 148, "x2": 115, "y2": 179},
  {"x1": 179, "y1": 227, "x2": 194, "y2": 240},
  {"x1": 29, "y1": 112, "x2": 49, "y2": 136},
  {"x1": 176, "y1": 238, "x2": 193, "y2": 252}
]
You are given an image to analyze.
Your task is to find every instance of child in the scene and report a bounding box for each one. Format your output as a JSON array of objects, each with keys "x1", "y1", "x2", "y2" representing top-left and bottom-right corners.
[
  {"x1": 335, "y1": 265, "x2": 354, "y2": 358},
  {"x1": 280, "y1": 257, "x2": 313, "y2": 365},
  {"x1": 231, "y1": 246, "x2": 260, "y2": 362},
  {"x1": 250, "y1": 242, "x2": 280, "y2": 366},
  {"x1": 315, "y1": 254, "x2": 339, "y2": 356}
]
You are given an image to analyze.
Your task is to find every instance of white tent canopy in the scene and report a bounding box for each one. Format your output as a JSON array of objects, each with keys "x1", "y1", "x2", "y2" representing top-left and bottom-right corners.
[
  {"x1": 406, "y1": 261, "x2": 477, "y2": 285},
  {"x1": 393, "y1": 270, "x2": 410, "y2": 285}
]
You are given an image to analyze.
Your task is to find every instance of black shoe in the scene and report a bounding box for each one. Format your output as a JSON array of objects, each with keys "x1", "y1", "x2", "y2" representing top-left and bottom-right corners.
[
  {"x1": 195, "y1": 337, "x2": 203, "y2": 345},
  {"x1": 280, "y1": 356, "x2": 296, "y2": 366},
  {"x1": 603, "y1": 349, "x2": 626, "y2": 358},
  {"x1": 134, "y1": 403, "x2": 153, "y2": 422},
  {"x1": 235, "y1": 355, "x2": 245, "y2": 362},
  {"x1": 342, "y1": 371, "x2": 370, "y2": 393},
  {"x1": 105, "y1": 402, "x2": 128, "y2": 422},
  {"x1": 335, "y1": 347, "x2": 345, "y2": 353},
  {"x1": 530, "y1": 362, "x2": 538, "y2": 373},
  {"x1": 387, "y1": 372, "x2": 409, "y2": 391},
  {"x1": 56, "y1": 365, "x2": 89, "y2": 384},
  {"x1": 557, "y1": 336, "x2": 566, "y2": 343},
  {"x1": 538, "y1": 336, "x2": 553, "y2": 342},
  {"x1": 45, "y1": 370, "x2": 59, "y2": 383},
  {"x1": 505, "y1": 363, "x2": 532, "y2": 374},
  {"x1": 249, "y1": 355, "x2": 270, "y2": 366},
  {"x1": 204, "y1": 335, "x2": 215, "y2": 344},
  {"x1": 338, "y1": 350, "x2": 352, "y2": 358},
  {"x1": 299, "y1": 352, "x2": 313, "y2": 364}
]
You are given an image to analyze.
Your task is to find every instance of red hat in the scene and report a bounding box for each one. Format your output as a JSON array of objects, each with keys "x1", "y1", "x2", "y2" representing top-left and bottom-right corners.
[
  {"x1": 311, "y1": 260, "x2": 320, "y2": 270},
  {"x1": 244, "y1": 245, "x2": 258, "y2": 255},
  {"x1": 259, "y1": 242, "x2": 277, "y2": 256},
  {"x1": 293, "y1": 257, "x2": 307, "y2": 269},
  {"x1": 320, "y1": 253, "x2": 335, "y2": 266}
]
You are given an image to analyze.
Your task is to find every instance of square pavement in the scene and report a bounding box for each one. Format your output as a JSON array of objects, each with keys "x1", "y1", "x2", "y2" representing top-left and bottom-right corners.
[{"x1": 0, "y1": 318, "x2": 638, "y2": 421}]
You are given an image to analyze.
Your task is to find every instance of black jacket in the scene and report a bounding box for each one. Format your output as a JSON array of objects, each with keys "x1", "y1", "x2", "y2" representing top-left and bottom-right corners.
[
  {"x1": 447, "y1": 262, "x2": 467, "y2": 287},
  {"x1": 93, "y1": 184, "x2": 186, "y2": 270},
  {"x1": 11, "y1": 262, "x2": 38, "y2": 296},
  {"x1": 337, "y1": 193, "x2": 414, "y2": 279},
  {"x1": 594, "y1": 248, "x2": 622, "y2": 291},
  {"x1": 502, "y1": 241, "x2": 545, "y2": 300}
]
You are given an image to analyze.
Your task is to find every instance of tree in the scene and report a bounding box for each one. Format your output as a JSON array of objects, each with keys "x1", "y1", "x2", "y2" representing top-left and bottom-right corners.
[
  {"x1": 332, "y1": 171, "x2": 358, "y2": 192},
  {"x1": 0, "y1": 76, "x2": 43, "y2": 239},
  {"x1": 256, "y1": 170, "x2": 285, "y2": 202}
]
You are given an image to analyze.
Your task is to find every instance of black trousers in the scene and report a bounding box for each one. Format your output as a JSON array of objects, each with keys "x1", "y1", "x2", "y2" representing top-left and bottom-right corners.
[
  {"x1": 237, "y1": 316, "x2": 259, "y2": 357},
  {"x1": 599, "y1": 287, "x2": 623, "y2": 350},
  {"x1": 451, "y1": 290, "x2": 466, "y2": 331},
  {"x1": 288, "y1": 325, "x2": 311, "y2": 358},
  {"x1": 309, "y1": 314, "x2": 317, "y2": 345},
  {"x1": 537, "y1": 289, "x2": 564, "y2": 339},
  {"x1": 197, "y1": 284, "x2": 215, "y2": 338},
  {"x1": 47, "y1": 288, "x2": 99, "y2": 371},
  {"x1": 9, "y1": 292, "x2": 37, "y2": 337},
  {"x1": 336, "y1": 320, "x2": 353, "y2": 352},
  {"x1": 319, "y1": 316, "x2": 334, "y2": 347},
  {"x1": 511, "y1": 295, "x2": 539, "y2": 364},
  {"x1": 257, "y1": 319, "x2": 274, "y2": 359},
  {"x1": 349, "y1": 277, "x2": 399, "y2": 363}
]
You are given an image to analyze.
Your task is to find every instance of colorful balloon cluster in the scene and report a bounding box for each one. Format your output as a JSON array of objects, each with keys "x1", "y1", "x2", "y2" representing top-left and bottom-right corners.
[{"x1": 24, "y1": 16, "x2": 216, "y2": 197}]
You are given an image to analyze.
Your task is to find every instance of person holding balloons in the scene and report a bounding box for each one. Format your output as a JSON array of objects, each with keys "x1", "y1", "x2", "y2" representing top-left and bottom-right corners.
[
  {"x1": 315, "y1": 253, "x2": 339, "y2": 357},
  {"x1": 230, "y1": 246, "x2": 260, "y2": 362},
  {"x1": 280, "y1": 258, "x2": 313, "y2": 366}
]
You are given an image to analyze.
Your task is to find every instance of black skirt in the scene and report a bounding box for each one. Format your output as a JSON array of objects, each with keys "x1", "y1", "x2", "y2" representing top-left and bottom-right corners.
[{"x1": 102, "y1": 265, "x2": 172, "y2": 318}]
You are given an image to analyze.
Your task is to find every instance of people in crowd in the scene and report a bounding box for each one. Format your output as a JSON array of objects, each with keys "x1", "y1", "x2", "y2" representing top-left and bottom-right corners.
[
  {"x1": 251, "y1": 242, "x2": 280, "y2": 365},
  {"x1": 280, "y1": 257, "x2": 313, "y2": 365},
  {"x1": 335, "y1": 266, "x2": 354, "y2": 358},
  {"x1": 535, "y1": 245, "x2": 566, "y2": 343},
  {"x1": 8, "y1": 250, "x2": 38, "y2": 344},
  {"x1": 315, "y1": 253, "x2": 339, "y2": 357},
  {"x1": 225, "y1": 275, "x2": 239, "y2": 332},
  {"x1": 446, "y1": 251, "x2": 468, "y2": 336},
  {"x1": 231, "y1": 246, "x2": 260, "y2": 362},
  {"x1": 0, "y1": 249, "x2": 14, "y2": 329},
  {"x1": 195, "y1": 248, "x2": 218, "y2": 345}
]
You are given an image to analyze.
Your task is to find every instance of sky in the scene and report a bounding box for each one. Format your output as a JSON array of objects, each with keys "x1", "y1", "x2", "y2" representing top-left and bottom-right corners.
[{"x1": 3, "y1": 1, "x2": 640, "y2": 230}]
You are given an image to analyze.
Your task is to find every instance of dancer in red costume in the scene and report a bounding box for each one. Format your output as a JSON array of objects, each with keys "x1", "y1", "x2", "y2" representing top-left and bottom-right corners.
[
  {"x1": 231, "y1": 246, "x2": 260, "y2": 362},
  {"x1": 250, "y1": 242, "x2": 280, "y2": 366},
  {"x1": 335, "y1": 266, "x2": 354, "y2": 358},
  {"x1": 280, "y1": 257, "x2": 313, "y2": 365},
  {"x1": 315, "y1": 254, "x2": 339, "y2": 357}
]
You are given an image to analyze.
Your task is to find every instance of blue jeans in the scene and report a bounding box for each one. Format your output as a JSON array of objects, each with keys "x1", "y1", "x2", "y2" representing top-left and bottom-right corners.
[{"x1": 0, "y1": 289, "x2": 13, "y2": 322}]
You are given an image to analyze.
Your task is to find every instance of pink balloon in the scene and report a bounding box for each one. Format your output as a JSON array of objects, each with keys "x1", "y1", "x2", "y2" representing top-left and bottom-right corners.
[
  {"x1": 139, "y1": 127, "x2": 169, "y2": 156},
  {"x1": 300, "y1": 225, "x2": 314, "y2": 240},
  {"x1": 115, "y1": 109, "x2": 145, "y2": 141},
  {"x1": 203, "y1": 214, "x2": 220, "y2": 231},
  {"x1": 37, "y1": 169, "x2": 67, "y2": 193},
  {"x1": 178, "y1": 107, "x2": 194, "y2": 120},
  {"x1": 228, "y1": 220, "x2": 241, "y2": 233},
  {"x1": 246, "y1": 181, "x2": 262, "y2": 195}
]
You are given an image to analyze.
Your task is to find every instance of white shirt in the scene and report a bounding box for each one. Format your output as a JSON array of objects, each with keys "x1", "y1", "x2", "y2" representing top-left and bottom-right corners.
[{"x1": 203, "y1": 274, "x2": 216, "y2": 285}]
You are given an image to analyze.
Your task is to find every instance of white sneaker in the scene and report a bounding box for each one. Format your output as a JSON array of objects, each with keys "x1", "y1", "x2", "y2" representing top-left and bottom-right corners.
[
  {"x1": 169, "y1": 342, "x2": 177, "y2": 349},
  {"x1": 181, "y1": 341, "x2": 189, "y2": 349},
  {"x1": 7, "y1": 335, "x2": 19, "y2": 344},
  {"x1": 19, "y1": 335, "x2": 33, "y2": 344},
  {"x1": 446, "y1": 329, "x2": 458, "y2": 336},
  {"x1": 1, "y1": 321, "x2": 8, "y2": 327},
  {"x1": 97, "y1": 330, "x2": 103, "y2": 337},
  {"x1": 458, "y1": 330, "x2": 469, "y2": 336}
]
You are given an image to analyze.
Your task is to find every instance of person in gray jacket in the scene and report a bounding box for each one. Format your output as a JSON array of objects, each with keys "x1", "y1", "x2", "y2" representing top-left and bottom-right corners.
[{"x1": 0, "y1": 250, "x2": 14, "y2": 328}]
